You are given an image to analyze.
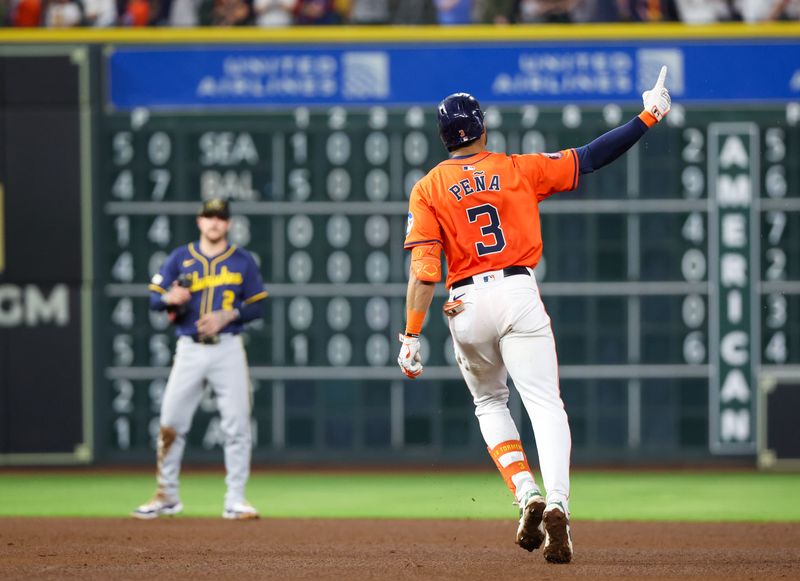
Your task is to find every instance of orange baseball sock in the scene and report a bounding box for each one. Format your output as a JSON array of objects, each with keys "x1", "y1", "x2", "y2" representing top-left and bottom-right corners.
[{"x1": 488, "y1": 439, "x2": 534, "y2": 499}]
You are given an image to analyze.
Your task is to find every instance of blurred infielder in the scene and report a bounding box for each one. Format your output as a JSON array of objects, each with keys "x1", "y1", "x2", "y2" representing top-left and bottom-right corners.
[
  {"x1": 133, "y1": 198, "x2": 267, "y2": 520},
  {"x1": 399, "y1": 68, "x2": 672, "y2": 563}
]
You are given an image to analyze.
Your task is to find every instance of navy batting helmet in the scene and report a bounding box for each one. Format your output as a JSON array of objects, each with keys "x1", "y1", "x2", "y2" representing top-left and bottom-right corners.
[{"x1": 437, "y1": 93, "x2": 485, "y2": 152}]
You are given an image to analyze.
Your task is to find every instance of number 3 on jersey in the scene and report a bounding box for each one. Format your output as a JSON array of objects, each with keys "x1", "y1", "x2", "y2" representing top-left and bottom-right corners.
[{"x1": 467, "y1": 204, "x2": 506, "y2": 256}]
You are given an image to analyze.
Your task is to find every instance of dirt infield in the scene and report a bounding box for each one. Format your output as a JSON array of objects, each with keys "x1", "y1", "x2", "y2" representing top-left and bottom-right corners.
[{"x1": 2, "y1": 518, "x2": 798, "y2": 580}]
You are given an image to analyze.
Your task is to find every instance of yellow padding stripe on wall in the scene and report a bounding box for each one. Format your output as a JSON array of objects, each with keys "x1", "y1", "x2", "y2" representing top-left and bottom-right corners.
[{"x1": 1, "y1": 23, "x2": 800, "y2": 44}]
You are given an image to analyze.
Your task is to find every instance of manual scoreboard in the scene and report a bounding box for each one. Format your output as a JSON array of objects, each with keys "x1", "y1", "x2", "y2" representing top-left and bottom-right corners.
[{"x1": 95, "y1": 103, "x2": 800, "y2": 461}]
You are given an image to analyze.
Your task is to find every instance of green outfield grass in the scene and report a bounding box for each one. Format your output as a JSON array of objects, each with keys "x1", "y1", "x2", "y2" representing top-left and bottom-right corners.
[{"x1": 1, "y1": 470, "x2": 798, "y2": 522}]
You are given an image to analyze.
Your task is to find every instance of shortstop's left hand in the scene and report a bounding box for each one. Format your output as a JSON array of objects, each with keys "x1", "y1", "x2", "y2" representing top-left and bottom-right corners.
[
  {"x1": 197, "y1": 310, "x2": 237, "y2": 338},
  {"x1": 397, "y1": 333, "x2": 423, "y2": 379},
  {"x1": 642, "y1": 65, "x2": 671, "y2": 122}
]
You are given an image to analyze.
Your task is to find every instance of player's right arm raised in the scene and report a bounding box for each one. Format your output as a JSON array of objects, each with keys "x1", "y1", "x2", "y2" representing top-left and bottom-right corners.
[
  {"x1": 642, "y1": 65, "x2": 671, "y2": 122},
  {"x1": 518, "y1": 66, "x2": 672, "y2": 202},
  {"x1": 574, "y1": 66, "x2": 671, "y2": 175}
]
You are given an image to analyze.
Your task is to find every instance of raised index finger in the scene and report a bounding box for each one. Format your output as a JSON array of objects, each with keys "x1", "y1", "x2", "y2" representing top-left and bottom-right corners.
[{"x1": 654, "y1": 65, "x2": 668, "y2": 89}]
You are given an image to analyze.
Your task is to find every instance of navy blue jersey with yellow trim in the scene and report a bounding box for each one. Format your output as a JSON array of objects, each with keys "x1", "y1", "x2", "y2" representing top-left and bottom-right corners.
[{"x1": 149, "y1": 242, "x2": 267, "y2": 336}]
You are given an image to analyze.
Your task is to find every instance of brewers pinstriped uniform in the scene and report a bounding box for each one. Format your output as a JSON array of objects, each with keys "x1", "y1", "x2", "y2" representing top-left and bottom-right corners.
[
  {"x1": 132, "y1": 198, "x2": 267, "y2": 520},
  {"x1": 398, "y1": 69, "x2": 672, "y2": 563}
]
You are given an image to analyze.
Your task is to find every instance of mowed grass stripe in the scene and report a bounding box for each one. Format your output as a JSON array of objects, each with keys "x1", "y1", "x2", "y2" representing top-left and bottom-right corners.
[{"x1": 0, "y1": 471, "x2": 798, "y2": 522}]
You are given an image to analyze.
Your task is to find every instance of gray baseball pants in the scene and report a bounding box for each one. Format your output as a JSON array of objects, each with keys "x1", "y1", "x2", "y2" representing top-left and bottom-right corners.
[{"x1": 156, "y1": 334, "x2": 253, "y2": 508}]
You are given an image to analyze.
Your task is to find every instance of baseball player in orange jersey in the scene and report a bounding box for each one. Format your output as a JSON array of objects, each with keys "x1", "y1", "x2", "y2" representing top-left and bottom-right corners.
[{"x1": 399, "y1": 67, "x2": 672, "y2": 563}]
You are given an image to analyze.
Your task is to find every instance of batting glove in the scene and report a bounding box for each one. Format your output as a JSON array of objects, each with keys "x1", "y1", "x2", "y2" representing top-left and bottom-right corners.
[
  {"x1": 397, "y1": 333, "x2": 423, "y2": 379},
  {"x1": 642, "y1": 65, "x2": 671, "y2": 122}
]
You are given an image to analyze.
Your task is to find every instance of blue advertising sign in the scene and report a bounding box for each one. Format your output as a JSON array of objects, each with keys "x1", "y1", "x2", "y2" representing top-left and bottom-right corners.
[{"x1": 108, "y1": 41, "x2": 800, "y2": 109}]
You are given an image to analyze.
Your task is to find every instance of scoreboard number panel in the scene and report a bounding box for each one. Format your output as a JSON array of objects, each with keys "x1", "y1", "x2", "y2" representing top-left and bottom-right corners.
[{"x1": 97, "y1": 104, "x2": 800, "y2": 461}]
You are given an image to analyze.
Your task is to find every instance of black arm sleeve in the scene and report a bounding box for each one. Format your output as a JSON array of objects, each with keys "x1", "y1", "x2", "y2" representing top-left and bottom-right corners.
[
  {"x1": 236, "y1": 300, "x2": 265, "y2": 323},
  {"x1": 575, "y1": 116, "x2": 649, "y2": 174}
]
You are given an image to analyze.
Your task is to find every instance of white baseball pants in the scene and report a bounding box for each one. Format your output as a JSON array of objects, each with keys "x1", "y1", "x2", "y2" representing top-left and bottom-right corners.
[{"x1": 448, "y1": 268, "x2": 571, "y2": 507}]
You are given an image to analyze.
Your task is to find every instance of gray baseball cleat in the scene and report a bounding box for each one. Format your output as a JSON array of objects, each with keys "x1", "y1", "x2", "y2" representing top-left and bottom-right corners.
[
  {"x1": 223, "y1": 500, "x2": 259, "y2": 520},
  {"x1": 543, "y1": 501, "x2": 573, "y2": 564},
  {"x1": 516, "y1": 489, "x2": 547, "y2": 551},
  {"x1": 131, "y1": 493, "x2": 184, "y2": 520}
]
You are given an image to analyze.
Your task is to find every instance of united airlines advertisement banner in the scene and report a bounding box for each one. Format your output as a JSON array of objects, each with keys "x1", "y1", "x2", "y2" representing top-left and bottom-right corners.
[{"x1": 107, "y1": 41, "x2": 800, "y2": 110}]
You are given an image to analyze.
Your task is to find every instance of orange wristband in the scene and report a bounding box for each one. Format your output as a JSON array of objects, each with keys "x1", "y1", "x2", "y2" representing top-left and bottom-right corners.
[
  {"x1": 405, "y1": 309, "x2": 426, "y2": 336},
  {"x1": 638, "y1": 110, "x2": 658, "y2": 128}
]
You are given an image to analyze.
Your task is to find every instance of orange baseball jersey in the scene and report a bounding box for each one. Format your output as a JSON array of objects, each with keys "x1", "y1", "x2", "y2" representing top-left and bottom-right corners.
[{"x1": 404, "y1": 149, "x2": 579, "y2": 288}]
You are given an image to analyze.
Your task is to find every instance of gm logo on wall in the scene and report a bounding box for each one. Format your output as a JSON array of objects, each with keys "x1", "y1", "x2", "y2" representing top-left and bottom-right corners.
[
  {"x1": 342, "y1": 52, "x2": 389, "y2": 100},
  {"x1": 0, "y1": 182, "x2": 70, "y2": 328},
  {"x1": 0, "y1": 285, "x2": 70, "y2": 327}
]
